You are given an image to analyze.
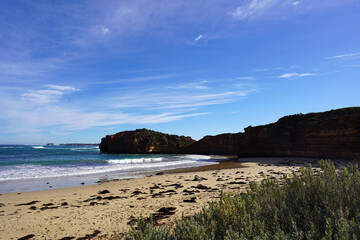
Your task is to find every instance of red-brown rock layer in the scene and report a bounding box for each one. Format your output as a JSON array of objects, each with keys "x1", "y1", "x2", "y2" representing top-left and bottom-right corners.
[
  {"x1": 240, "y1": 107, "x2": 360, "y2": 159},
  {"x1": 184, "y1": 133, "x2": 242, "y2": 155}
]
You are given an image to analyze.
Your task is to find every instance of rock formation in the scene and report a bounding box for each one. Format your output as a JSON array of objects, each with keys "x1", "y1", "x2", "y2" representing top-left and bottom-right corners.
[
  {"x1": 240, "y1": 107, "x2": 360, "y2": 159},
  {"x1": 100, "y1": 107, "x2": 360, "y2": 160},
  {"x1": 99, "y1": 128, "x2": 195, "y2": 154},
  {"x1": 184, "y1": 133, "x2": 242, "y2": 155}
]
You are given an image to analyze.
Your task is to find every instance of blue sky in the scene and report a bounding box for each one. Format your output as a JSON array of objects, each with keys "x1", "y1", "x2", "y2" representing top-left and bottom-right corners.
[{"x1": 0, "y1": 0, "x2": 359, "y2": 144}]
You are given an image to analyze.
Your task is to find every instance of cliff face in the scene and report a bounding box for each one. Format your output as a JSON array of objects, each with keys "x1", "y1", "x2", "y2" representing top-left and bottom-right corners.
[
  {"x1": 99, "y1": 128, "x2": 195, "y2": 154},
  {"x1": 99, "y1": 107, "x2": 360, "y2": 160},
  {"x1": 240, "y1": 107, "x2": 360, "y2": 159},
  {"x1": 185, "y1": 133, "x2": 242, "y2": 155}
]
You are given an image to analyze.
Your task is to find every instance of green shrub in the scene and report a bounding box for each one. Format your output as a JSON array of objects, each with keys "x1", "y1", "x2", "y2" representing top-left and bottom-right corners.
[
  {"x1": 125, "y1": 160, "x2": 360, "y2": 239},
  {"x1": 126, "y1": 216, "x2": 173, "y2": 240}
]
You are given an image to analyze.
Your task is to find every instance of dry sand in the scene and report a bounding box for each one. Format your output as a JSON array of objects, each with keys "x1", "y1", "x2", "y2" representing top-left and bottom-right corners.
[{"x1": 0, "y1": 157, "x2": 345, "y2": 240}]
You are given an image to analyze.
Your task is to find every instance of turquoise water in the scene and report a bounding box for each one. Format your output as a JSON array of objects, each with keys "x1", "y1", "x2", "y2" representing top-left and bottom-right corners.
[{"x1": 0, "y1": 145, "x2": 215, "y2": 193}]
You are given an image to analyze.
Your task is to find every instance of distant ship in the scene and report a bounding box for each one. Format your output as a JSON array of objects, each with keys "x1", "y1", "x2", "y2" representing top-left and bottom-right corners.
[{"x1": 45, "y1": 143, "x2": 54, "y2": 146}]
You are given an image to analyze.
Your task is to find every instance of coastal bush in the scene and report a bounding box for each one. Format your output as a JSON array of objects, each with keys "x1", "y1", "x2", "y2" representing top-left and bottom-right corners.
[{"x1": 125, "y1": 160, "x2": 360, "y2": 239}]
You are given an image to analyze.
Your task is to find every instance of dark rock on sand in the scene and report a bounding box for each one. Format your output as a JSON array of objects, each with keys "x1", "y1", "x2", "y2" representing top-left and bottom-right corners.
[
  {"x1": 228, "y1": 181, "x2": 247, "y2": 185},
  {"x1": 42, "y1": 203, "x2": 54, "y2": 206},
  {"x1": 76, "y1": 230, "x2": 101, "y2": 240},
  {"x1": 18, "y1": 234, "x2": 35, "y2": 240},
  {"x1": 184, "y1": 197, "x2": 197, "y2": 203},
  {"x1": 194, "y1": 184, "x2": 210, "y2": 190},
  {"x1": 192, "y1": 175, "x2": 207, "y2": 181},
  {"x1": 59, "y1": 237, "x2": 75, "y2": 240},
  {"x1": 98, "y1": 190, "x2": 110, "y2": 194},
  {"x1": 40, "y1": 206, "x2": 58, "y2": 210},
  {"x1": 149, "y1": 207, "x2": 177, "y2": 223},
  {"x1": 167, "y1": 183, "x2": 183, "y2": 189},
  {"x1": 183, "y1": 189, "x2": 200, "y2": 195},
  {"x1": 15, "y1": 201, "x2": 39, "y2": 206},
  {"x1": 132, "y1": 190, "x2": 144, "y2": 196},
  {"x1": 158, "y1": 207, "x2": 176, "y2": 214}
]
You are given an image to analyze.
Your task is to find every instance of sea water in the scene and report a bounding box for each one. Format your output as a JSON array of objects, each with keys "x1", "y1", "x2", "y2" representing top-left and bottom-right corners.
[{"x1": 0, "y1": 145, "x2": 216, "y2": 193}]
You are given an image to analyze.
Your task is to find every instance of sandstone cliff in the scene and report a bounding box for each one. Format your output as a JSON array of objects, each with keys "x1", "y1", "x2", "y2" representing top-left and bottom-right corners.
[
  {"x1": 99, "y1": 128, "x2": 195, "y2": 154},
  {"x1": 184, "y1": 133, "x2": 242, "y2": 155},
  {"x1": 240, "y1": 107, "x2": 360, "y2": 159},
  {"x1": 100, "y1": 107, "x2": 360, "y2": 160}
]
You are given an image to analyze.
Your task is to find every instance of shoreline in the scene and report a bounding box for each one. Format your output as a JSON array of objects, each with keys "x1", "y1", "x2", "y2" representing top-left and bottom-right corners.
[
  {"x1": 0, "y1": 154, "x2": 228, "y2": 194},
  {"x1": 0, "y1": 155, "x2": 234, "y2": 194},
  {"x1": 0, "y1": 157, "x2": 349, "y2": 240}
]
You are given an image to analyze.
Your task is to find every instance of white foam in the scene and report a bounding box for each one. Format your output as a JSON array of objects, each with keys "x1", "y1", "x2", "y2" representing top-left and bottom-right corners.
[
  {"x1": 0, "y1": 154, "x2": 216, "y2": 182},
  {"x1": 32, "y1": 146, "x2": 44, "y2": 149},
  {"x1": 0, "y1": 159, "x2": 216, "y2": 181},
  {"x1": 107, "y1": 157, "x2": 164, "y2": 164},
  {"x1": 182, "y1": 155, "x2": 212, "y2": 160}
]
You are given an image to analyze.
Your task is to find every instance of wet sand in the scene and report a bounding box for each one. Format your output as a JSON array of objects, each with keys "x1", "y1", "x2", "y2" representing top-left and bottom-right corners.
[{"x1": 0, "y1": 157, "x2": 346, "y2": 240}]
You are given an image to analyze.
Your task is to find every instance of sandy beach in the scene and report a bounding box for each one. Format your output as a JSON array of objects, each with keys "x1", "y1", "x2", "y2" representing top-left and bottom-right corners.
[{"x1": 0, "y1": 157, "x2": 346, "y2": 240}]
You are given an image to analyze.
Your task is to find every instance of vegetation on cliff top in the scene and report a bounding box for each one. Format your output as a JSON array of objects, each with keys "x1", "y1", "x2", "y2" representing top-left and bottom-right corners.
[
  {"x1": 126, "y1": 161, "x2": 360, "y2": 239},
  {"x1": 274, "y1": 107, "x2": 360, "y2": 127}
]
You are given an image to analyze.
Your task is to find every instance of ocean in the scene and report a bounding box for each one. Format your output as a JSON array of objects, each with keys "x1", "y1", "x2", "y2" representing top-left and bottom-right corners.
[{"x1": 0, "y1": 145, "x2": 217, "y2": 193}]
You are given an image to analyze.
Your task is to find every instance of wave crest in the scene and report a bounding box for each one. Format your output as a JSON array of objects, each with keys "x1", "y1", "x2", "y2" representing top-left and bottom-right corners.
[{"x1": 107, "y1": 157, "x2": 164, "y2": 164}]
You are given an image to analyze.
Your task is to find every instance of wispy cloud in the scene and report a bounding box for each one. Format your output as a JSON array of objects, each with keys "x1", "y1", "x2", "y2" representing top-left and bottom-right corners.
[
  {"x1": 0, "y1": 60, "x2": 61, "y2": 78},
  {"x1": 167, "y1": 82, "x2": 209, "y2": 90},
  {"x1": 292, "y1": 1, "x2": 300, "y2": 6},
  {"x1": 278, "y1": 73, "x2": 314, "y2": 78},
  {"x1": 229, "y1": 0, "x2": 275, "y2": 20},
  {"x1": 101, "y1": 26, "x2": 110, "y2": 35},
  {"x1": 21, "y1": 85, "x2": 79, "y2": 104},
  {"x1": 195, "y1": 34, "x2": 203, "y2": 42},
  {"x1": 2, "y1": 105, "x2": 208, "y2": 132},
  {"x1": 112, "y1": 89, "x2": 254, "y2": 110},
  {"x1": 90, "y1": 74, "x2": 175, "y2": 84},
  {"x1": 326, "y1": 52, "x2": 360, "y2": 60},
  {"x1": 0, "y1": 89, "x2": 209, "y2": 136},
  {"x1": 44, "y1": 84, "x2": 79, "y2": 91},
  {"x1": 0, "y1": 76, "x2": 256, "y2": 136}
]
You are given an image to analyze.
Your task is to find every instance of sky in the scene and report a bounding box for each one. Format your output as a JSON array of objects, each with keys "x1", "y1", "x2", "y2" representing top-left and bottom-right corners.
[{"x1": 0, "y1": 0, "x2": 359, "y2": 144}]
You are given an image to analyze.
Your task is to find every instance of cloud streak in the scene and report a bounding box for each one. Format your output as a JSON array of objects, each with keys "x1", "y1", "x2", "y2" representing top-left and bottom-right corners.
[
  {"x1": 112, "y1": 84, "x2": 254, "y2": 110},
  {"x1": 195, "y1": 34, "x2": 203, "y2": 42},
  {"x1": 0, "y1": 90, "x2": 209, "y2": 136},
  {"x1": 278, "y1": 73, "x2": 314, "y2": 78},
  {"x1": 90, "y1": 74, "x2": 175, "y2": 84},
  {"x1": 21, "y1": 85, "x2": 79, "y2": 104},
  {"x1": 326, "y1": 52, "x2": 360, "y2": 60},
  {"x1": 0, "y1": 76, "x2": 256, "y2": 137},
  {"x1": 229, "y1": 0, "x2": 275, "y2": 20}
]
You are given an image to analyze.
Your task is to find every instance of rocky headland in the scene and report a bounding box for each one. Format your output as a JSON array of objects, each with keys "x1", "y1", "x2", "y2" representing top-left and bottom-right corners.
[
  {"x1": 99, "y1": 128, "x2": 195, "y2": 154},
  {"x1": 100, "y1": 107, "x2": 360, "y2": 160}
]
